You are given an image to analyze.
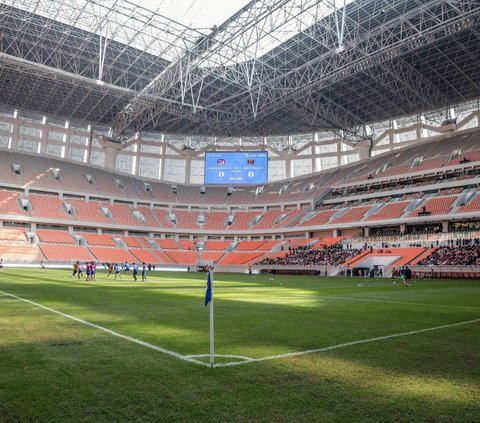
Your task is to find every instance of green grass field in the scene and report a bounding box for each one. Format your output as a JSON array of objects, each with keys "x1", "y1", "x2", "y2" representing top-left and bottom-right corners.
[{"x1": 0, "y1": 269, "x2": 479, "y2": 422}]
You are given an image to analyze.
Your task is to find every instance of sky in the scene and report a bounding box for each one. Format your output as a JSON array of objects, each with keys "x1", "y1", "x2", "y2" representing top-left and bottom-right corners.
[{"x1": 138, "y1": 0, "x2": 250, "y2": 29}]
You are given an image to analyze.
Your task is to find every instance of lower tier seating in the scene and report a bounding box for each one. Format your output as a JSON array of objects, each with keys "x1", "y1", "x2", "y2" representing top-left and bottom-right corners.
[
  {"x1": 0, "y1": 241, "x2": 42, "y2": 262},
  {"x1": 88, "y1": 247, "x2": 136, "y2": 263},
  {"x1": 40, "y1": 245, "x2": 94, "y2": 262}
]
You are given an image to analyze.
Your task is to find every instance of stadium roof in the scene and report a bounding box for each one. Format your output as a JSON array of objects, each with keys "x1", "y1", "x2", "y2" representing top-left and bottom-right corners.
[{"x1": 0, "y1": 0, "x2": 479, "y2": 139}]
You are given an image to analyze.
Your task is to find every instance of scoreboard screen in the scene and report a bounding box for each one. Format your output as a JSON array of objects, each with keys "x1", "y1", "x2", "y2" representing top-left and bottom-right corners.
[{"x1": 204, "y1": 151, "x2": 268, "y2": 185}]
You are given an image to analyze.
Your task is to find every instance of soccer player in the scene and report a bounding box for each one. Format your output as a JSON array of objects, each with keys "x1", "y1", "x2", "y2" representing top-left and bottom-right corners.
[
  {"x1": 404, "y1": 266, "x2": 412, "y2": 287},
  {"x1": 91, "y1": 262, "x2": 97, "y2": 281},
  {"x1": 72, "y1": 261, "x2": 79, "y2": 278},
  {"x1": 85, "y1": 262, "x2": 91, "y2": 281},
  {"x1": 106, "y1": 263, "x2": 114, "y2": 278},
  {"x1": 77, "y1": 263, "x2": 84, "y2": 279},
  {"x1": 132, "y1": 262, "x2": 138, "y2": 281},
  {"x1": 114, "y1": 263, "x2": 122, "y2": 279},
  {"x1": 141, "y1": 262, "x2": 147, "y2": 282}
]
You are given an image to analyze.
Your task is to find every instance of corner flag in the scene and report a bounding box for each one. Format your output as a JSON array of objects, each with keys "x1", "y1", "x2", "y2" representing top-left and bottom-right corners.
[{"x1": 205, "y1": 270, "x2": 213, "y2": 306}]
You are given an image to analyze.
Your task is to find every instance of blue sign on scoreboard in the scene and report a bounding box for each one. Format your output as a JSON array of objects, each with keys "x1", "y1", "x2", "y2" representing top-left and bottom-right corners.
[{"x1": 204, "y1": 151, "x2": 268, "y2": 185}]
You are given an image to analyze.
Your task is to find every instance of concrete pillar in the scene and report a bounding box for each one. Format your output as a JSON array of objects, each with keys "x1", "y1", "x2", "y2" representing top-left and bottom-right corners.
[
  {"x1": 356, "y1": 139, "x2": 371, "y2": 160},
  {"x1": 104, "y1": 146, "x2": 118, "y2": 171},
  {"x1": 442, "y1": 221, "x2": 449, "y2": 233}
]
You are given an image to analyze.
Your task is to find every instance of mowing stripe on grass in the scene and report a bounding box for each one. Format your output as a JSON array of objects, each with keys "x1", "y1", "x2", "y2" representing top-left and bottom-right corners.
[
  {"x1": 215, "y1": 317, "x2": 480, "y2": 367},
  {"x1": 0, "y1": 289, "x2": 209, "y2": 367},
  {"x1": 322, "y1": 295, "x2": 480, "y2": 310}
]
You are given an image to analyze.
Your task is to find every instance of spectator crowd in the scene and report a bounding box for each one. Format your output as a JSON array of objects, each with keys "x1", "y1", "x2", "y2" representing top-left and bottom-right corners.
[
  {"x1": 256, "y1": 245, "x2": 362, "y2": 267},
  {"x1": 418, "y1": 239, "x2": 480, "y2": 266}
]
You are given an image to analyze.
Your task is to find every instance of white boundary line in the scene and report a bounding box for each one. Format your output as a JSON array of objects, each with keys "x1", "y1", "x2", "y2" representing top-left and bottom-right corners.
[
  {"x1": 2, "y1": 289, "x2": 479, "y2": 369},
  {"x1": 214, "y1": 317, "x2": 480, "y2": 367},
  {"x1": 0, "y1": 290, "x2": 209, "y2": 367}
]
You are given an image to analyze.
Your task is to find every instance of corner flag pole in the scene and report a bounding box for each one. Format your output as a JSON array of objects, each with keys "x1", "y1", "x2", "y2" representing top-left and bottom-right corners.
[
  {"x1": 209, "y1": 272, "x2": 214, "y2": 368},
  {"x1": 205, "y1": 269, "x2": 214, "y2": 367}
]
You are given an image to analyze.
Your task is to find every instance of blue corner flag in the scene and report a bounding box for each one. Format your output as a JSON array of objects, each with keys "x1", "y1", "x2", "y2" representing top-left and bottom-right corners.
[{"x1": 205, "y1": 270, "x2": 213, "y2": 306}]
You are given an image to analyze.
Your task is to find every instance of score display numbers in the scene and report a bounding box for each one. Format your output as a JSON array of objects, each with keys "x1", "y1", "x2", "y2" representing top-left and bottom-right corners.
[{"x1": 204, "y1": 151, "x2": 268, "y2": 185}]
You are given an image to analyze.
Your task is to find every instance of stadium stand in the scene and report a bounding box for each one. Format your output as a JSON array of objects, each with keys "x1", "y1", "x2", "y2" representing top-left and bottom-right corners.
[
  {"x1": 152, "y1": 208, "x2": 174, "y2": 228},
  {"x1": 37, "y1": 229, "x2": 75, "y2": 244},
  {"x1": 40, "y1": 245, "x2": 94, "y2": 262},
  {"x1": 0, "y1": 242, "x2": 42, "y2": 262},
  {"x1": 0, "y1": 153, "x2": 23, "y2": 184},
  {"x1": 165, "y1": 250, "x2": 198, "y2": 265},
  {"x1": 236, "y1": 241, "x2": 266, "y2": 251},
  {"x1": 256, "y1": 245, "x2": 361, "y2": 266},
  {"x1": 329, "y1": 206, "x2": 371, "y2": 225},
  {"x1": 66, "y1": 198, "x2": 111, "y2": 224},
  {"x1": 0, "y1": 228, "x2": 28, "y2": 241},
  {"x1": 156, "y1": 239, "x2": 180, "y2": 250},
  {"x1": 78, "y1": 233, "x2": 116, "y2": 247},
  {"x1": 203, "y1": 211, "x2": 229, "y2": 230},
  {"x1": 204, "y1": 240, "x2": 231, "y2": 250},
  {"x1": 117, "y1": 236, "x2": 144, "y2": 248},
  {"x1": 200, "y1": 251, "x2": 225, "y2": 263},
  {"x1": 458, "y1": 193, "x2": 480, "y2": 213},
  {"x1": 365, "y1": 201, "x2": 410, "y2": 221},
  {"x1": 130, "y1": 249, "x2": 161, "y2": 264},
  {"x1": 418, "y1": 244, "x2": 480, "y2": 266},
  {"x1": 227, "y1": 211, "x2": 259, "y2": 230},
  {"x1": 252, "y1": 210, "x2": 285, "y2": 229},
  {"x1": 218, "y1": 251, "x2": 265, "y2": 265},
  {"x1": 88, "y1": 247, "x2": 136, "y2": 263},
  {"x1": 298, "y1": 210, "x2": 336, "y2": 227},
  {"x1": 29, "y1": 194, "x2": 72, "y2": 220},
  {"x1": 152, "y1": 250, "x2": 176, "y2": 264},
  {"x1": 179, "y1": 240, "x2": 196, "y2": 250},
  {"x1": 173, "y1": 210, "x2": 200, "y2": 229},
  {"x1": 410, "y1": 196, "x2": 458, "y2": 217},
  {"x1": 0, "y1": 190, "x2": 28, "y2": 216}
]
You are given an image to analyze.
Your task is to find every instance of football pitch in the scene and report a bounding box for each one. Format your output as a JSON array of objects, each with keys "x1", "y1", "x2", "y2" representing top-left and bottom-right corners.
[{"x1": 0, "y1": 269, "x2": 479, "y2": 422}]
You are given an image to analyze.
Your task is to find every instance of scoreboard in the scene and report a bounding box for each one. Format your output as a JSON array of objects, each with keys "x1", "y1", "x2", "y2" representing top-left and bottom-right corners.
[{"x1": 204, "y1": 151, "x2": 268, "y2": 185}]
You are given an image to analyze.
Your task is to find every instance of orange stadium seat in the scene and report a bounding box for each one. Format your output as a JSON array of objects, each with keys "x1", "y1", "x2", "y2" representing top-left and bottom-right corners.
[
  {"x1": 217, "y1": 252, "x2": 265, "y2": 265},
  {"x1": 165, "y1": 250, "x2": 198, "y2": 265},
  {"x1": 78, "y1": 232, "x2": 116, "y2": 246},
  {"x1": 40, "y1": 245, "x2": 93, "y2": 262},
  {"x1": 37, "y1": 229, "x2": 75, "y2": 244},
  {"x1": 29, "y1": 194, "x2": 72, "y2": 220},
  {"x1": 365, "y1": 201, "x2": 409, "y2": 221},
  {"x1": 88, "y1": 247, "x2": 136, "y2": 263},
  {"x1": 156, "y1": 239, "x2": 179, "y2": 250},
  {"x1": 227, "y1": 211, "x2": 259, "y2": 230},
  {"x1": 204, "y1": 240, "x2": 231, "y2": 250},
  {"x1": 201, "y1": 251, "x2": 225, "y2": 262},
  {"x1": 67, "y1": 198, "x2": 111, "y2": 224},
  {"x1": 299, "y1": 210, "x2": 336, "y2": 227},
  {"x1": 410, "y1": 196, "x2": 457, "y2": 216},
  {"x1": 0, "y1": 242, "x2": 42, "y2": 262},
  {"x1": 236, "y1": 241, "x2": 266, "y2": 251},
  {"x1": 130, "y1": 249, "x2": 161, "y2": 264},
  {"x1": 458, "y1": 193, "x2": 480, "y2": 213},
  {"x1": 329, "y1": 206, "x2": 371, "y2": 225},
  {"x1": 0, "y1": 228, "x2": 28, "y2": 241},
  {"x1": 0, "y1": 190, "x2": 28, "y2": 217}
]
